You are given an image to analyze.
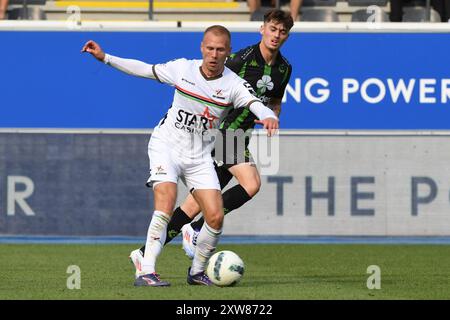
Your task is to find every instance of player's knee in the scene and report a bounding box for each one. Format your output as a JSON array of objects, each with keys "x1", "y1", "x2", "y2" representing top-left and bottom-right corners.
[
  {"x1": 242, "y1": 179, "x2": 261, "y2": 197},
  {"x1": 207, "y1": 211, "x2": 224, "y2": 230}
]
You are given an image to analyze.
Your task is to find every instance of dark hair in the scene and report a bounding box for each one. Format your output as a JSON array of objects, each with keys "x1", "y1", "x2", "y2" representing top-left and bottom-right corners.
[
  {"x1": 203, "y1": 25, "x2": 232, "y2": 43},
  {"x1": 264, "y1": 9, "x2": 294, "y2": 31}
]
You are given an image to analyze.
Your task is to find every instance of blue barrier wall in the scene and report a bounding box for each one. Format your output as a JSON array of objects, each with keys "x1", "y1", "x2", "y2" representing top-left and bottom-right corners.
[
  {"x1": 1, "y1": 31, "x2": 450, "y2": 129},
  {"x1": 0, "y1": 132, "x2": 152, "y2": 236}
]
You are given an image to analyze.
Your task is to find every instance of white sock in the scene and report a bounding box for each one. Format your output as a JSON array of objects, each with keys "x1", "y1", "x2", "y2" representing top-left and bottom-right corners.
[
  {"x1": 141, "y1": 210, "x2": 170, "y2": 275},
  {"x1": 190, "y1": 222, "x2": 222, "y2": 275}
]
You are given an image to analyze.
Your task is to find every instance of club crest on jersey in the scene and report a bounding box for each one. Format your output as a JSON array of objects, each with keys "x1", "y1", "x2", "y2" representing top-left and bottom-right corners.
[
  {"x1": 212, "y1": 89, "x2": 225, "y2": 100},
  {"x1": 257, "y1": 75, "x2": 274, "y2": 94},
  {"x1": 175, "y1": 107, "x2": 218, "y2": 134}
]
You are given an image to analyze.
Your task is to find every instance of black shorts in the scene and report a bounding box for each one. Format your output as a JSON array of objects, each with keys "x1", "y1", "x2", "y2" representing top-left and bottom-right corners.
[{"x1": 211, "y1": 129, "x2": 255, "y2": 170}]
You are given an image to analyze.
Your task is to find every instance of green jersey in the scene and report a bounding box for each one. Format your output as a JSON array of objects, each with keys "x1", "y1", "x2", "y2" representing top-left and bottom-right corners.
[{"x1": 220, "y1": 43, "x2": 292, "y2": 131}]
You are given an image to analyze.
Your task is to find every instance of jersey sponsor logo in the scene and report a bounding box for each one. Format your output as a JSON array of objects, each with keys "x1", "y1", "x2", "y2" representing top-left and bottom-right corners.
[
  {"x1": 175, "y1": 107, "x2": 218, "y2": 135},
  {"x1": 259, "y1": 95, "x2": 270, "y2": 104},
  {"x1": 198, "y1": 107, "x2": 219, "y2": 129},
  {"x1": 155, "y1": 165, "x2": 167, "y2": 175},
  {"x1": 257, "y1": 75, "x2": 274, "y2": 94},
  {"x1": 182, "y1": 78, "x2": 196, "y2": 86}
]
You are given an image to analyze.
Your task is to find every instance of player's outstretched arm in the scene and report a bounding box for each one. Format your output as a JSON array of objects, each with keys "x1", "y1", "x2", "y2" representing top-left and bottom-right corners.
[{"x1": 81, "y1": 40, "x2": 156, "y2": 79}]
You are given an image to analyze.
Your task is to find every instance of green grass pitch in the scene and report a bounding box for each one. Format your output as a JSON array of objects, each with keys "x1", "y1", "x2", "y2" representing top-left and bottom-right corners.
[{"x1": 0, "y1": 243, "x2": 449, "y2": 299}]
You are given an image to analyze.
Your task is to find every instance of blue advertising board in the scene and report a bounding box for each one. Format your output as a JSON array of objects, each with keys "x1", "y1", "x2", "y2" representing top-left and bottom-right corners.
[{"x1": 1, "y1": 30, "x2": 450, "y2": 129}]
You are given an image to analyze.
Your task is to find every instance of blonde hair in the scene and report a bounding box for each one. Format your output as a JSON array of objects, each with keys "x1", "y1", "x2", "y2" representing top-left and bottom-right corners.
[{"x1": 203, "y1": 25, "x2": 231, "y2": 44}]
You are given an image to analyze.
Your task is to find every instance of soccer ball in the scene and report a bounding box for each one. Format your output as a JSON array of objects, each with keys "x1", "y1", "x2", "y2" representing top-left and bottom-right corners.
[{"x1": 206, "y1": 250, "x2": 245, "y2": 287}]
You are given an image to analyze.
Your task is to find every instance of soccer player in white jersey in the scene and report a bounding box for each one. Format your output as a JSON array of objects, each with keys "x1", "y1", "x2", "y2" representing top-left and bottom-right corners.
[{"x1": 82, "y1": 25, "x2": 278, "y2": 287}]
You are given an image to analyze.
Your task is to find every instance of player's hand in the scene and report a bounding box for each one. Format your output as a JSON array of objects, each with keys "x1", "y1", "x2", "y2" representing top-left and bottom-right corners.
[
  {"x1": 81, "y1": 40, "x2": 106, "y2": 62},
  {"x1": 254, "y1": 118, "x2": 279, "y2": 137}
]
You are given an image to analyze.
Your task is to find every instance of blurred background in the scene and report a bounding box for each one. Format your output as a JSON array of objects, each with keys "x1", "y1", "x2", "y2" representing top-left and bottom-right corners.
[{"x1": 0, "y1": 0, "x2": 449, "y2": 22}]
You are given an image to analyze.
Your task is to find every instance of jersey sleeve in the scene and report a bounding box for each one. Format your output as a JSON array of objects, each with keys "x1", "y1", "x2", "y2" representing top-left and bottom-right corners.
[
  {"x1": 225, "y1": 52, "x2": 244, "y2": 74},
  {"x1": 231, "y1": 78, "x2": 277, "y2": 120},
  {"x1": 103, "y1": 54, "x2": 156, "y2": 79},
  {"x1": 273, "y1": 64, "x2": 292, "y2": 98},
  {"x1": 230, "y1": 77, "x2": 260, "y2": 109},
  {"x1": 152, "y1": 58, "x2": 187, "y2": 85}
]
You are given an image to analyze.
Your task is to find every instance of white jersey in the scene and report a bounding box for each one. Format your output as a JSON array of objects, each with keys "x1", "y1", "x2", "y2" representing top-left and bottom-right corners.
[
  {"x1": 103, "y1": 53, "x2": 277, "y2": 189},
  {"x1": 151, "y1": 58, "x2": 263, "y2": 160}
]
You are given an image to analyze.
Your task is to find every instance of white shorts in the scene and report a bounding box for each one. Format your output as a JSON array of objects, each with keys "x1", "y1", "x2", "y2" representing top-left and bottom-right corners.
[{"x1": 146, "y1": 135, "x2": 220, "y2": 192}]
